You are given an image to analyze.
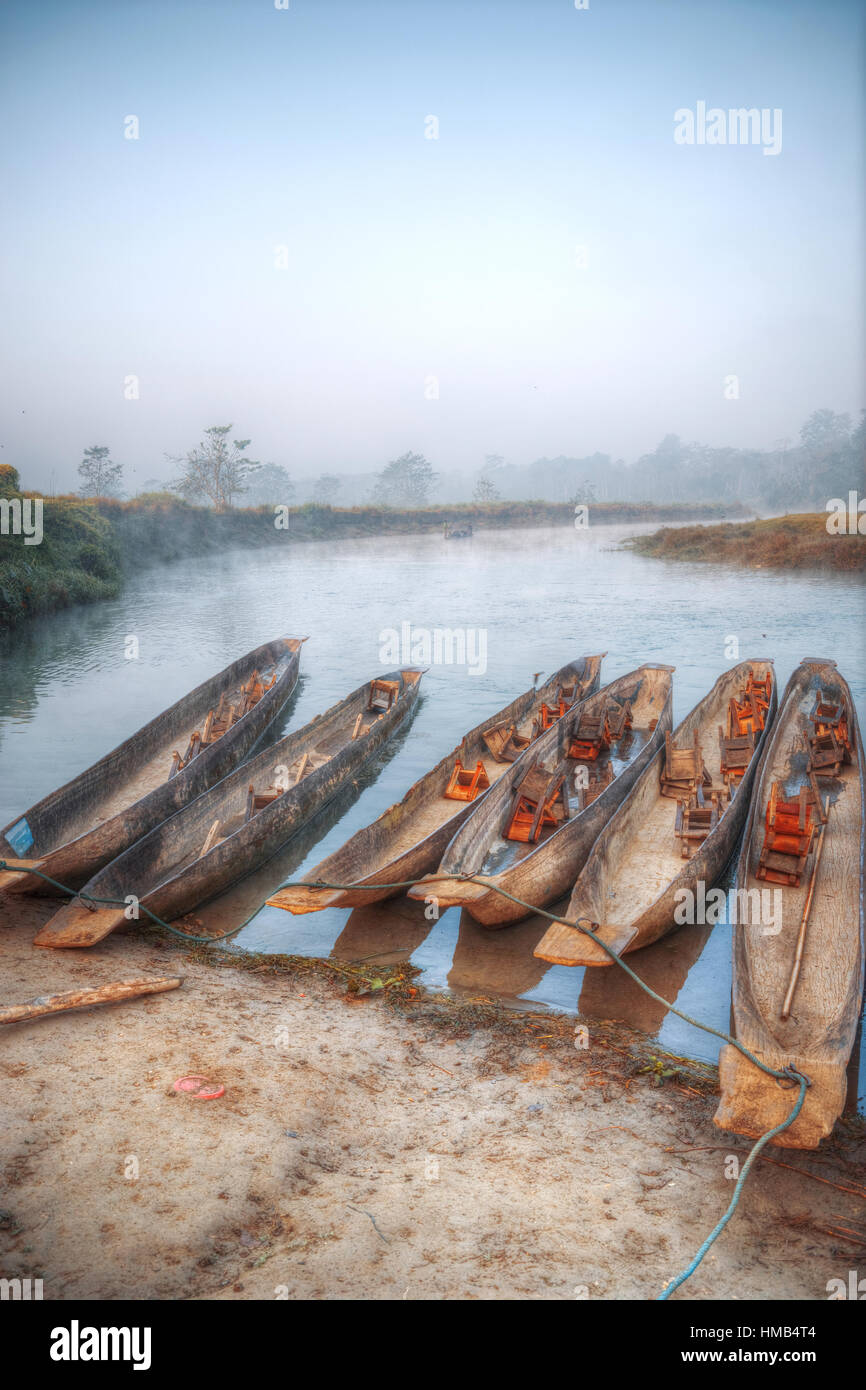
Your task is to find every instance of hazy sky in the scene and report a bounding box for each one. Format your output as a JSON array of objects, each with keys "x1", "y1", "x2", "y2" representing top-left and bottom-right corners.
[{"x1": 1, "y1": 0, "x2": 863, "y2": 493}]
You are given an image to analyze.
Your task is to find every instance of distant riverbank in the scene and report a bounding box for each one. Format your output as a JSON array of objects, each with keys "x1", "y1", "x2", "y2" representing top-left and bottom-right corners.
[
  {"x1": 0, "y1": 479, "x2": 745, "y2": 632},
  {"x1": 627, "y1": 513, "x2": 866, "y2": 573}
]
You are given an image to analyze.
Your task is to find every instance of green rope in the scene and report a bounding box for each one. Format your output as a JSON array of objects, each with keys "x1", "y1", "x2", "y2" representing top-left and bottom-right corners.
[{"x1": 0, "y1": 858, "x2": 812, "y2": 1296}]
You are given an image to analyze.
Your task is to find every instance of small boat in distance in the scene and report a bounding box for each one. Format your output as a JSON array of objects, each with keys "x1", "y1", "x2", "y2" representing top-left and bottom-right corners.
[
  {"x1": 409, "y1": 664, "x2": 674, "y2": 927},
  {"x1": 0, "y1": 637, "x2": 305, "y2": 895},
  {"x1": 714, "y1": 658, "x2": 865, "y2": 1150},
  {"x1": 266, "y1": 655, "x2": 603, "y2": 916},
  {"x1": 33, "y1": 669, "x2": 424, "y2": 950},
  {"x1": 535, "y1": 660, "x2": 777, "y2": 967}
]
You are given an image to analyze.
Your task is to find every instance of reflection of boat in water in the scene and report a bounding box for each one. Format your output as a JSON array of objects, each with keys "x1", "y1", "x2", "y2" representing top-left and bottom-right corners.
[
  {"x1": 331, "y1": 895, "x2": 433, "y2": 965},
  {"x1": 577, "y1": 918, "x2": 713, "y2": 1036},
  {"x1": 444, "y1": 522, "x2": 474, "y2": 539},
  {"x1": 448, "y1": 909, "x2": 551, "y2": 998}
]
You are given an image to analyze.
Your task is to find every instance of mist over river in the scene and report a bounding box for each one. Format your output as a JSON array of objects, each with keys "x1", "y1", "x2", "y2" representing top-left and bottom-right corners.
[{"x1": 1, "y1": 523, "x2": 863, "y2": 1107}]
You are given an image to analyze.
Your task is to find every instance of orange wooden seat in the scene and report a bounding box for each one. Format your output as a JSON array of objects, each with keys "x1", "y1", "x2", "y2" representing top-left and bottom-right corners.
[
  {"x1": 539, "y1": 699, "x2": 568, "y2": 731},
  {"x1": 756, "y1": 781, "x2": 820, "y2": 886},
  {"x1": 444, "y1": 758, "x2": 490, "y2": 802},
  {"x1": 504, "y1": 762, "x2": 568, "y2": 843},
  {"x1": 567, "y1": 698, "x2": 631, "y2": 761},
  {"x1": 744, "y1": 669, "x2": 772, "y2": 704},
  {"x1": 806, "y1": 689, "x2": 852, "y2": 775}
]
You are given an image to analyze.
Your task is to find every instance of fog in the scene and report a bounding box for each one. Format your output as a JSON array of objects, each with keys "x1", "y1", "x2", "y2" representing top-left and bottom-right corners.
[{"x1": 0, "y1": 0, "x2": 862, "y2": 497}]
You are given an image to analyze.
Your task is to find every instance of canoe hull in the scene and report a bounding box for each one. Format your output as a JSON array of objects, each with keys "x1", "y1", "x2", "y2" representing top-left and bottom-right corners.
[
  {"x1": 713, "y1": 659, "x2": 865, "y2": 1150},
  {"x1": 418, "y1": 665, "x2": 674, "y2": 927},
  {"x1": 538, "y1": 660, "x2": 777, "y2": 966},
  {"x1": 267, "y1": 656, "x2": 603, "y2": 915},
  {"x1": 1, "y1": 637, "x2": 304, "y2": 895},
  {"x1": 34, "y1": 670, "x2": 423, "y2": 948}
]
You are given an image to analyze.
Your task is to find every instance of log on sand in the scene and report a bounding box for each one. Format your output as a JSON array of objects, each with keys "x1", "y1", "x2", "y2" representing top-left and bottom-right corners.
[{"x1": 0, "y1": 975, "x2": 183, "y2": 1026}]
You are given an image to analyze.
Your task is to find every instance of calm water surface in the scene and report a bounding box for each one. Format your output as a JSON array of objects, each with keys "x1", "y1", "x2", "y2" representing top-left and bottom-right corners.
[{"x1": 1, "y1": 524, "x2": 863, "y2": 1102}]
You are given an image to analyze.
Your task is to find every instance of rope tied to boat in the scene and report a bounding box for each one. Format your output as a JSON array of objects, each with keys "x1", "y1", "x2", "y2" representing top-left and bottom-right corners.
[{"x1": 0, "y1": 858, "x2": 814, "y2": 1298}]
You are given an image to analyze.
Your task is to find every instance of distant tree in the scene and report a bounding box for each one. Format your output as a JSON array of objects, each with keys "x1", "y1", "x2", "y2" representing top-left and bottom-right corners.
[
  {"x1": 78, "y1": 445, "x2": 123, "y2": 498},
  {"x1": 483, "y1": 453, "x2": 505, "y2": 472},
  {"x1": 372, "y1": 451, "x2": 437, "y2": 507},
  {"x1": 169, "y1": 425, "x2": 260, "y2": 510},
  {"x1": 569, "y1": 480, "x2": 597, "y2": 504},
  {"x1": 244, "y1": 463, "x2": 295, "y2": 507},
  {"x1": 313, "y1": 473, "x2": 342, "y2": 505},
  {"x1": 799, "y1": 409, "x2": 852, "y2": 457},
  {"x1": 473, "y1": 475, "x2": 501, "y2": 503},
  {"x1": 0, "y1": 464, "x2": 21, "y2": 497}
]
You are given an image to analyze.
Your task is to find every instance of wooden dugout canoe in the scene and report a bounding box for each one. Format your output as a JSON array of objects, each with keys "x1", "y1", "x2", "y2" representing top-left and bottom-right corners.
[
  {"x1": 713, "y1": 658, "x2": 865, "y2": 1150},
  {"x1": 535, "y1": 659, "x2": 777, "y2": 968},
  {"x1": 408, "y1": 664, "x2": 674, "y2": 927},
  {"x1": 33, "y1": 669, "x2": 424, "y2": 949},
  {"x1": 265, "y1": 655, "x2": 603, "y2": 916},
  {"x1": 0, "y1": 637, "x2": 305, "y2": 896}
]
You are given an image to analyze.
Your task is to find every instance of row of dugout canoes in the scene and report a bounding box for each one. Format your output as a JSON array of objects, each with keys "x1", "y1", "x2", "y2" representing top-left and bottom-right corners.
[{"x1": 0, "y1": 641, "x2": 862, "y2": 1151}]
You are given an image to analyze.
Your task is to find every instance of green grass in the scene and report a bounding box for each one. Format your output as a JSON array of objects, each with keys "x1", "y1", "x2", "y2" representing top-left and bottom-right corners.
[{"x1": 0, "y1": 484, "x2": 123, "y2": 629}]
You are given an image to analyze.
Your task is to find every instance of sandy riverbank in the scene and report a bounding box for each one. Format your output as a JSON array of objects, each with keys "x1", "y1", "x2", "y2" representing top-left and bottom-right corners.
[{"x1": 1, "y1": 893, "x2": 863, "y2": 1301}]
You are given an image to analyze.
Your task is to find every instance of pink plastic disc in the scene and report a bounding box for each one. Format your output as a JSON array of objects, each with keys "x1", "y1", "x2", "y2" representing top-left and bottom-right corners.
[{"x1": 173, "y1": 1074, "x2": 225, "y2": 1100}]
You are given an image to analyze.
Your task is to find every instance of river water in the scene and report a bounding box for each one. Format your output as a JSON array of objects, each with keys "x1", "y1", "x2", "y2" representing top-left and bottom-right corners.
[{"x1": 1, "y1": 522, "x2": 863, "y2": 1102}]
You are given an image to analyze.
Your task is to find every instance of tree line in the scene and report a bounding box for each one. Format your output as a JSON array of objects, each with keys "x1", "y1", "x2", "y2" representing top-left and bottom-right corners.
[{"x1": 73, "y1": 407, "x2": 863, "y2": 512}]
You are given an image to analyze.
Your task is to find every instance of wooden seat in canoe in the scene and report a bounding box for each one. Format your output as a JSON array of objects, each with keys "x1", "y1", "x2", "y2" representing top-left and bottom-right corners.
[
  {"x1": 729, "y1": 689, "x2": 769, "y2": 738},
  {"x1": 572, "y1": 761, "x2": 613, "y2": 811},
  {"x1": 539, "y1": 699, "x2": 568, "y2": 731},
  {"x1": 660, "y1": 729, "x2": 711, "y2": 799},
  {"x1": 567, "y1": 698, "x2": 632, "y2": 761},
  {"x1": 368, "y1": 678, "x2": 400, "y2": 713},
  {"x1": 756, "y1": 780, "x2": 824, "y2": 886},
  {"x1": 245, "y1": 782, "x2": 284, "y2": 823},
  {"x1": 443, "y1": 758, "x2": 490, "y2": 802},
  {"x1": 674, "y1": 791, "x2": 720, "y2": 859},
  {"x1": 744, "y1": 669, "x2": 772, "y2": 704},
  {"x1": 504, "y1": 761, "x2": 569, "y2": 844},
  {"x1": 806, "y1": 689, "x2": 852, "y2": 775},
  {"x1": 481, "y1": 721, "x2": 533, "y2": 763}
]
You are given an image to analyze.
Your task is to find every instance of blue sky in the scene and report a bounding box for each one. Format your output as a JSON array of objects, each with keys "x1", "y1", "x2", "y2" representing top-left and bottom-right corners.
[{"x1": 0, "y1": 0, "x2": 862, "y2": 491}]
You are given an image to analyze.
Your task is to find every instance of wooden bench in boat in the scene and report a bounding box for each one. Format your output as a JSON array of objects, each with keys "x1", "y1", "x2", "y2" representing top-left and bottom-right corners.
[
  {"x1": 567, "y1": 698, "x2": 632, "y2": 761},
  {"x1": 675, "y1": 790, "x2": 720, "y2": 859},
  {"x1": 573, "y1": 761, "x2": 613, "y2": 812},
  {"x1": 729, "y1": 691, "x2": 768, "y2": 738},
  {"x1": 368, "y1": 679, "x2": 400, "y2": 713},
  {"x1": 744, "y1": 668, "x2": 772, "y2": 703},
  {"x1": 444, "y1": 758, "x2": 490, "y2": 802},
  {"x1": 660, "y1": 729, "x2": 711, "y2": 800},
  {"x1": 538, "y1": 699, "x2": 569, "y2": 731},
  {"x1": 806, "y1": 689, "x2": 852, "y2": 776},
  {"x1": 245, "y1": 782, "x2": 284, "y2": 822},
  {"x1": 504, "y1": 760, "x2": 569, "y2": 844},
  {"x1": 756, "y1": 780, "x2": 825, "y2": 887},
  {"x1": 481, "y1": 721, "x2": 533, "y2": 764}
]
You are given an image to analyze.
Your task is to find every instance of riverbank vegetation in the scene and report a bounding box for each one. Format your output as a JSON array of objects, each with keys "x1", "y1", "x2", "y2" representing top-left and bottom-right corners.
[
  {"x1": 0, "y1": 468, "x2": 123, "y2": 629},
  {"x1": 628, "y1": 513, "x2": 866, "y2": 573}
]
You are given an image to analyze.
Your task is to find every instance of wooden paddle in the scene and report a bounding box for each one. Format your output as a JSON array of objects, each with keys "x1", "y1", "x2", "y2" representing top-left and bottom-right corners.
[{"x1": 780, "y1": 793, "x2": 830, "y2": 1022}]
